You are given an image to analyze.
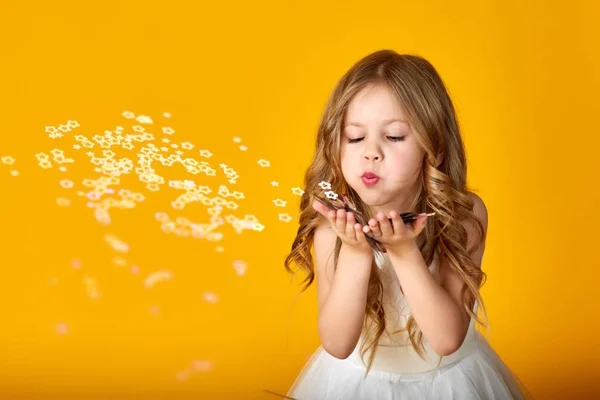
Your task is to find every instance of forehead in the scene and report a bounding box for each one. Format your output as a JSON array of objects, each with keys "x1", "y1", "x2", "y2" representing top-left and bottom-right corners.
[{"x1": 344, "y1": 83, "x2": 409, "y2": 128}]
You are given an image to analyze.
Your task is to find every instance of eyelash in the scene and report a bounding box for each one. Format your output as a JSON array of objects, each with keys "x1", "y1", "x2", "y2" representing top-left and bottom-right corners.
[{"x1": 347, "y1": 136, "x2": 405, "y2": 144}]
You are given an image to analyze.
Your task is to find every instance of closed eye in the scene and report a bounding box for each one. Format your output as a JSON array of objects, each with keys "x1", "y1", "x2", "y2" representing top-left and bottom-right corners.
[
  {"x1": 387, "y1": 136, "x2": 405, "y2": 142},
  {"x1": 346, "y1": 136, "x2": 406, "y2": 144}
]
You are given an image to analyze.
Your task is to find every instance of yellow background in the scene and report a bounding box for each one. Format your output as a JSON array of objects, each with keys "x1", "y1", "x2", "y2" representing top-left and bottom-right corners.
[{"x1": 0, "y1": 1, "x2": 598, "y2": 399}]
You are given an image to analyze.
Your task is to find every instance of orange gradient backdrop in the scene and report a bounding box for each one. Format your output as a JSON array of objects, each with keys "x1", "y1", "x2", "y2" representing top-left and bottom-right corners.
[{"x1": 0, "y1": 1, "x2": 598, "y2": 399}]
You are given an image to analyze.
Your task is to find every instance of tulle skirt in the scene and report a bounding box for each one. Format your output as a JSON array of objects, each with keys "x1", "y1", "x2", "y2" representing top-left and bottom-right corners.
[{"x1": 287, "y1": 330, "x2": 533, "y2": 400}]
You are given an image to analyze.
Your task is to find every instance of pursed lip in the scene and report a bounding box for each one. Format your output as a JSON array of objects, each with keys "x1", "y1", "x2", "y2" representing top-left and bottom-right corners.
[{"x1": 361, "y1": 171, "x2": 380, "y2": 179}]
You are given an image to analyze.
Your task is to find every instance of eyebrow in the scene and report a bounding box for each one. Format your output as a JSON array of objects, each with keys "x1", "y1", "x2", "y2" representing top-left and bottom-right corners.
[{"x1": 344, "y1": 118, "x2": 408, "y2": 127}]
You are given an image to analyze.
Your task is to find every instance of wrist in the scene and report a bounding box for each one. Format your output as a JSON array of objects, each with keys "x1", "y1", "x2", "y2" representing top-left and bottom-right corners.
[
  {"x1": 341, "y1": 242, "x2": 373, "y2": 259},
  {"x1": 386, "y1": 240, "x2": 419, "y2": 259}
]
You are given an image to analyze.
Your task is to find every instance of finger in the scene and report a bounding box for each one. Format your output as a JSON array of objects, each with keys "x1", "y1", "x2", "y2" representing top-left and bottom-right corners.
[
  {"x1": 327, "y1": 209, "x2": 337, "y2": 227},
  {"x1": 390, "y1": 211, "x2": 404, "y2": 234},
  {"x1": 378, "y1": 212, "x2": 393, "y2": 236},
  {"x1": 368, "y1": 218, "x2": 381, "y2": 236},
  {"x1": 335, "y1": 209, "x2": 346, "y2": 233},
  {"x1": 313, "y1": 200, "x2": 338, "y2": 230},
  {"x1": 346, "y1": 212, "x2": 357, "y2": 241},
  {"x1": 312, "y1": 200, "x2": 330, "y2": 216},
  {"x1": 355, "y1": 222, "x2": 368, "y2": 243}
]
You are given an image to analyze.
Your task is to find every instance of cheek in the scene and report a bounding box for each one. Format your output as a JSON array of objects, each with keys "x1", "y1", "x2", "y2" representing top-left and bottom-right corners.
[
  {"x1": 340, "y1": 149, "x2": 355, "y2": 171},
  {"x1": 389, "y1": 149, "x2": 423, "y2": 174}
]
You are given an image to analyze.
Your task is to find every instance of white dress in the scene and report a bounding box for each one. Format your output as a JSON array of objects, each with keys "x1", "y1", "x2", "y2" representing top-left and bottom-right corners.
[{"x1": 286, "y1": 250, "x2": 533, "y2": 400}]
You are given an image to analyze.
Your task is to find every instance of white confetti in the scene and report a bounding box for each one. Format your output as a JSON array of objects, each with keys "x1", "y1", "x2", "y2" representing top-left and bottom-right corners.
[
  {"x1": 202, "y1": 291, "x2": 218, "y2": 304},
  {"x1": 318, "y1": 181, "x2": 331, "y2": 190},
  {"x1": 232, "y1": 260, "x2": 247, "y2": 276},
  {"x1": 144, "y1": 270, "x2": 173, "y2": 288}
]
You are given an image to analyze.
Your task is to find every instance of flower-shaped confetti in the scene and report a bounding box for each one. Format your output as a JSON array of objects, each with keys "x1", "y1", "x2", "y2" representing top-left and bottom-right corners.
[
  {"x1": 257, "y1": 159, "x2": 270, "y2": 168},
  {"x1": 325, "y1": 190, "x2": 338, "y2": 200},
  {"x1": 272, "y1": 199, "x2": 286, "y2": 207},
  {"x1": 278, "y1": 213, "x2": 292, "y2": 223},
  {"x1": 1, "y1": 156, "x2": 15, "y2": 165},
  {"x1": 317, "y1": 181, "x2": 331, "y2": 190}
]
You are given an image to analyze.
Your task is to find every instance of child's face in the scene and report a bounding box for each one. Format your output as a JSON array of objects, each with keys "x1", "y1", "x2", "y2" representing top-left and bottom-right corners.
[{"x1": 340, "y1": 83, "x2": 425, "y2": 214}]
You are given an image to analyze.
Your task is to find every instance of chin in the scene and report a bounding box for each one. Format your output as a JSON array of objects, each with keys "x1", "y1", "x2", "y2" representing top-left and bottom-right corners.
[{"x1": 354, "y1": 191, "x2": 387, "y2": 206}]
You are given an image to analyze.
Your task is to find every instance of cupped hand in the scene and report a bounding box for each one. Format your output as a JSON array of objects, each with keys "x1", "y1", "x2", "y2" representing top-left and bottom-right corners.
[
  {"x1": 363, "y1": 211, "x2": 429, "y2": 253},
  {"x1": 312, "y1": 200, "x2": 372, "y2": 253}
]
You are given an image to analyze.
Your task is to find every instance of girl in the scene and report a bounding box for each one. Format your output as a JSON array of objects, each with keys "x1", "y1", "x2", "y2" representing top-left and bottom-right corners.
[{"x1": 283, "y1": 50, "x2": 533, "y2": 399}]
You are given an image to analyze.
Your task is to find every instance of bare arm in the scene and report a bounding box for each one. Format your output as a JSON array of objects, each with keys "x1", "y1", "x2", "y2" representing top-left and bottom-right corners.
[
  {"x1": 312, "y1": 202, "x2": 374, "y2": 359},
  {"x1": 387, "y1": 193, "x2": 488, "y2": 356}
]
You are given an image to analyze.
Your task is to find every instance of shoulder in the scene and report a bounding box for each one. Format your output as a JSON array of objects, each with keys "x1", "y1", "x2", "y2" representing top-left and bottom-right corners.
[
  {"x1": 469, "y1": 192, "x2": 487, "y2": 223},
  {"x1": 463, "y1": 192, "x2": 488, "y2": 260},
  {"x1": 466, "y1": 192, "x2": 488, "y2": 238}
]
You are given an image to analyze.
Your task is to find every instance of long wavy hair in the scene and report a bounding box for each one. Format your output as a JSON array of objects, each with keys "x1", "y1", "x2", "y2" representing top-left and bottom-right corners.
[{"x1": 284, "y1": 49, "x2": 488, "y2": 376}]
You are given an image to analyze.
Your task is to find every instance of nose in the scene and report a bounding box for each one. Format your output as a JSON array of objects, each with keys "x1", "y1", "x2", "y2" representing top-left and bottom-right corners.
[{"x1": 363, "y1": 151, "x2": 381, "y2": 162}]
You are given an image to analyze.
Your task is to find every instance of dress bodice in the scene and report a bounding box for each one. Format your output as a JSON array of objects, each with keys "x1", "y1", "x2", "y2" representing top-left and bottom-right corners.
[
  {"x1": 374, "y1": 249, "x2": 441, "y2": 347},
  {"x1": 347, "y1": 250, "x2": 480, "y2": 374}
]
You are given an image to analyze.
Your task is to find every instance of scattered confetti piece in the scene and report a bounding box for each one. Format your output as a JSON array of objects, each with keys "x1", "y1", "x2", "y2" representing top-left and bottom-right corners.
[
  {"x1": 232, "y1": 260, "x2": 247, "y2": 276},
  {"x1": 270, "y1": 181, "x2": 279, "y2": 187},
  {"x1": 83, "y1": 276, "x2": 101, "y2": 299},
  {"x1": 202, "y1": 291, "x2": 218, "y2": 304},
  {"x1": 1, "y1": 156, "x2": 15, "y2": 165},
  {"x1": 191, "y1": 360, "x2": 213, "y2": 372},
  {"x1": 175, "y1": 370, "x2": 190, "y2": 382},
  {"x1": 67, "y1": 120, "x2": 80, "y2": 129},
  {"x1": 272, "y1": 199, "x2": 286, "y2": 207},
  {"x1": 136, "y1": 115, "x2": 153, "y2": 124},
  {"x1": 59, "y1": 179, "x2": 74, "y2": 189},
  {"x1": 144, "y1": 270, "x2": 173, "y2": 289},
  {"x1": 113, "y1": 256, "x2": 127, "y2": 267},
  {"x1": 105, "y1": 234, "x2": 129, "y2": 253},
  {"x1": 257, "y1": 159, "x2": 270, "y2": 168},
  {"x1": 325, "y1": 190, "x2": 338, "y2": 200},
  {"x1": 291, "y1": 187, "x2": 304, "y2": 196},
  {"x1": 318, "y1": 181, "x2": 331, "y2": 190},
  {"x1": 56, "y1": 323, "x2": 69, "y2": 335},
  {"x1": 56, "y1": 197, "x2": 70, "y2": 207},
  {"x1": 278, "y1": 213, "x2": 292, "y2": 223}
]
